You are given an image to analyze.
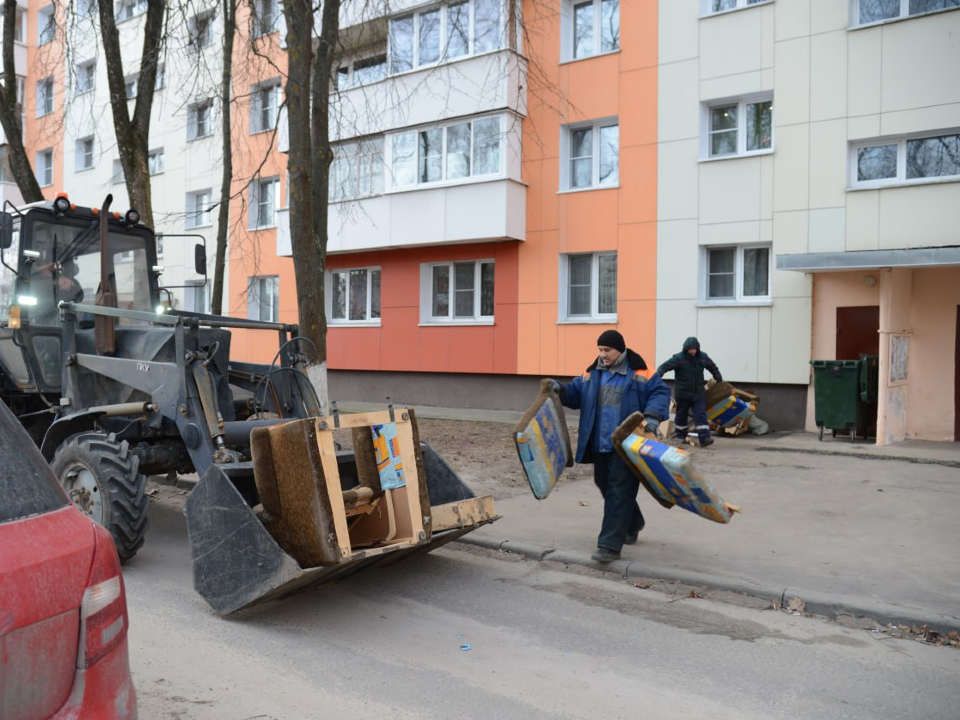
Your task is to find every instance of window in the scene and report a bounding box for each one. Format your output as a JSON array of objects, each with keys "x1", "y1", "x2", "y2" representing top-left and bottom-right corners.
[
  {"x1": 36, "y1": 149, "x2": 54, "y2": 187},
  {"x1": 77, "y1": 0, "x2": 97, "y2": 18},
  {"x1": 703, "y1": 95, "x2": 773, "y2": 158},
  {"x1": 156, "y1": 235, "x2": 164, "y2": 257},
  {"x1": 250, "y1": 80, "x2": 280, "y2": 134},
  {"x1": 330, "y1": 267, "x2": 381, "y2": 323},
  {"x1": 116, "y1": 0, "x2": 146, "y2": 22},
  {"x1": 124, "y1": 74, "x2": 137, "y2": 99},
  {"x1": 390, "y1": 116, "x2": 501, "y2": 188},
  {"x1": 185, "y1": 281, "x2": 210, "y2": 314},
  {"x1": 852, "y1": 131, "x2": 960, "y2": 187},
  {"x1": 702, "y1": 244, "x2": 771, "y2": 303},
  {"x1": 188, "y1": 100, "x2": 212, "y2": 140},
  {"x1": 855, "y1": 0, "x2": 959, "y2": 25},
  {"x1": 389, "y1": 0, "x2": 502, "y2": 74},
  {"x1": 331, "y1": 138, "x2": 384, "y2": 201},
  {"x1": 13, "y1": 8, "x2": 24, "y2": 42},
  {"x1": 155, "y1": 64, "x2": 165, "y2": 90},
  {"x1": 16, "y1": 76, "x2": 24, "y2": 107},
  {"x1": 421, "y1": 260, "x2": 495, "y2": 322},
  {"x1": 38, "y1": 5, "x2": 54, "y2": 44},
  {"x1": 336, "y1": 54, "x2": 387, "y2": 89},
  {"x1": 564, "y1": 0, "x2": 619, "y2": 61},
  {"x1": 75, "y1": 136, "x2": 94, "y2": 171},
  {"x1": 563, "y1": 121, "x2": 619, "y2": 189},
  {"x1": 148, "y1": 148, "x2": 164, "y2": 175},
  {"x1": 247, "y1": 276, "x2": 279, "y2": 322},
  {"x1": 112, "y1": 159, "x2": 125, "y2": 183},
  {"x1": 190, "y1": 11, "x2": 214, "y2": 50},
  {"x1": 249, "y1": 177, "x2": 280, "y2": 228},
  {"x1": 186, "y1": 190, "x2": 212, "y2": 228},
  {"x1": 702, "y1": 0, "x2": 769, "y2": 14},
  {"x1": 560, "y1": 252, "x2": 617, "y2": 320},
  {"x1": 75, "y1": 61, "x2": 95, "y2": 94},
  {"x1": 37, "y1": 77, "x2": 54, "y2": 117},
  {"x1": 253, "y1": 0, "x2": 279, "y2": 36}
]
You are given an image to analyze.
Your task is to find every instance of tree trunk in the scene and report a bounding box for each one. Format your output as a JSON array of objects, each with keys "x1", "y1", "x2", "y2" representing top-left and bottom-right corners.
[
  {"x1": 212, "y1": 0, "x2": 235, "y2": 315},
  {"x1": 0, "y1": 0, "x2": 42, "y2": 203},
  {"x1": 99, "y1": 0, "x2": 165, "y2": 228}
]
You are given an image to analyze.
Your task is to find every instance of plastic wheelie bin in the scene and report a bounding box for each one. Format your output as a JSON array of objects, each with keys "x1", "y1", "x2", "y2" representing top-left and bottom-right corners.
[{"x1": 810, "y1": 354, "x2": 879, "y2": 442}]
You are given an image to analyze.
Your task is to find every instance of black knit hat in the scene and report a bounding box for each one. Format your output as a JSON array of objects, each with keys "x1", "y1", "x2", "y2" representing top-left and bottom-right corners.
[{"x1": 597, "y1": 330, "x2": 625, "y2": 353}]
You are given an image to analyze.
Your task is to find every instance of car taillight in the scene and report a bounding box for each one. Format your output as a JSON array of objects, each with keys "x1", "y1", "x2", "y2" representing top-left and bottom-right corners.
[{"x1": 80, "y1": 524, "x2": 129, "y2": 668}]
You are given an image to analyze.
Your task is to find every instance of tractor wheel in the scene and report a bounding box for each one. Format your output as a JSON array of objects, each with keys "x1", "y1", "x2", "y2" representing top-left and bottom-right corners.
[{"x1": 51, "y1": 432, "x2": 150, "y2": 563}]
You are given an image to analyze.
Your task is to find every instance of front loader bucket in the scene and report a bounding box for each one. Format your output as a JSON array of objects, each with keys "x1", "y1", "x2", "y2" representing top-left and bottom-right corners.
[{"x1": 183, "y1": 408, "x2": 497, "y2": 615}]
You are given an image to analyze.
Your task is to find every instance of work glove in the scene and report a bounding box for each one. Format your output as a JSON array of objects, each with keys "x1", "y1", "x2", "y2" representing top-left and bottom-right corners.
[
  {"x1": 643, "y1": 415, "x2": 660, "y2": 436},
  {"x1": 547, "y1": 379, "x2": 563, "y2": 397}
]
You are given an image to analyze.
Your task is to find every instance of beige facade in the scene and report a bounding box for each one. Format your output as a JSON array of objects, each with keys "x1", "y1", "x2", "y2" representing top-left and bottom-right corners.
[{"x1": 658, "y1": 0, "x2": 960, "y2": 443}]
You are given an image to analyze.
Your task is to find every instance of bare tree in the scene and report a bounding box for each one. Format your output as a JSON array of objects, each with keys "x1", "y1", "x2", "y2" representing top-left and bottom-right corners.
[
  {"x1": 0, "y1": 0, "x2": 43, "y2": 202},
  {"x1": 281, "y1": 0, "x2": 339, "y2": 402},
  {"x1": 211, "y1": 0, "x2": 236, "y2": 314},
  {"x1": 98, "y1": 0, "x2": 165, "y2": 228}
]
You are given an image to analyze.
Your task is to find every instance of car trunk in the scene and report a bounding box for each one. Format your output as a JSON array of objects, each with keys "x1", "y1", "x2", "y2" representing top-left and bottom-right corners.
[{"x1": 0, "y1": 506, "x2": 95, "y2": 720}]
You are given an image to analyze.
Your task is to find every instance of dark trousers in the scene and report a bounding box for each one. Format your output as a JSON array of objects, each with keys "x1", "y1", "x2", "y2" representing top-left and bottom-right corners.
[
  {"x1": 593, "y1": 452, "x2": 645, "y2": 552},
  {"x1": 675, "y1": 395, "x2": 711, "y2": 443}
]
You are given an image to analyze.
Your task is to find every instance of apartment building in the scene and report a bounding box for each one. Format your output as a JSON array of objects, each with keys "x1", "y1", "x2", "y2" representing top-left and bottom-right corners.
[{"x1": 656, "y1": 0, "x2": 960, "y2": 441}]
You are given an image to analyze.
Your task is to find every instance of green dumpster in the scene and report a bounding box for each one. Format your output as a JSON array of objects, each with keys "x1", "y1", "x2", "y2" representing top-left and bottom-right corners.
[{"x1": 810, "y1": 354, "x2": 879, "y2": 442}]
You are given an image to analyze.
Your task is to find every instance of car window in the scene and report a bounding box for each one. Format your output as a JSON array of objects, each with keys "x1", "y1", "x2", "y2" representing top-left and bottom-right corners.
[{"x1": 0, "y1": 404, "x2": 68, "y2": 522}]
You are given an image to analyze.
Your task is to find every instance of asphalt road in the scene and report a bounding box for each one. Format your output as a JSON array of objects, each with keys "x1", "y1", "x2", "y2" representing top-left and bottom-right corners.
[{"x1": 122, "y1": 497, "x2": 960, "y2": 720}]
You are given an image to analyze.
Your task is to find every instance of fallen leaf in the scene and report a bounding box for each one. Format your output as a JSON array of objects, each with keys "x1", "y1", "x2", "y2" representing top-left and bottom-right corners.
[
  {"x1": 787, "y1": 597, "x2": 806, "y2": 613},
  {"x1": 632, "y1": 581, "x2": 650, "y2": 589},
  {"x1": 578, "y1": 500, "x2": 590, "y2": 507}
]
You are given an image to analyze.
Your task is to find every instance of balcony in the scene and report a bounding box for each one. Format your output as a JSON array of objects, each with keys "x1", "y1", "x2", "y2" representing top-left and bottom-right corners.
[{"x1": 276, "y1": 176, "x2": 525, "y2": 256}]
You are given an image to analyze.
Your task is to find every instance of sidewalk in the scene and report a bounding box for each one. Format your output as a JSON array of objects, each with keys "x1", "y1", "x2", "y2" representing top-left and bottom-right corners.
[{"x1": 345, "y1": 402, "x2": 960, "y2": 633}]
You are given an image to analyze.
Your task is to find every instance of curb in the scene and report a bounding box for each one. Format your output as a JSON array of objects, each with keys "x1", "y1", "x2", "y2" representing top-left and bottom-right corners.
[
  {"x1": 455, "y1": 534, "x2": 960, "y2": 635},
  {"x1": 754, "y1": 445, "x2": 960, "y2": 469}
]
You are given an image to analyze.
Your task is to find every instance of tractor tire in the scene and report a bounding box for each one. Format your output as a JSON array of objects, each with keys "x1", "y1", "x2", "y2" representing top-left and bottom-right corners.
[{"x1": 51, "y1": 432, "x2": 150, "y2": 563}]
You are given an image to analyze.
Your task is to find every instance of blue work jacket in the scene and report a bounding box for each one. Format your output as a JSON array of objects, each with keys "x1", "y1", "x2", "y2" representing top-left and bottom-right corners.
[{"x1": 559, "y1": 349, "x2": 671, "y2": 464}]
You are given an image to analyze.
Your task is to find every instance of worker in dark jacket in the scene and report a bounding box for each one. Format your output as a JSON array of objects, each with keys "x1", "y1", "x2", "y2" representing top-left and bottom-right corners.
[
  {"x1": 655, "y1": 337, "x2": 722, "y2": 447},
  {"x1": 549, "y1": 330, "x2": 671, "y2": 564}
]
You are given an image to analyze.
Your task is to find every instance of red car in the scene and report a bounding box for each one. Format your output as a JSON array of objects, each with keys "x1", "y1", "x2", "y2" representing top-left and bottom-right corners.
[{"x1": 0, "y1": 400, "x2": 137, "y2": 720}]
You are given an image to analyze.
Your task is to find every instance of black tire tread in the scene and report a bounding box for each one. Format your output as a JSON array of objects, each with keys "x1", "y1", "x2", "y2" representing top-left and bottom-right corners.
[{"x1": 52, "y1": 432, "x2": 150, "y2": 563}]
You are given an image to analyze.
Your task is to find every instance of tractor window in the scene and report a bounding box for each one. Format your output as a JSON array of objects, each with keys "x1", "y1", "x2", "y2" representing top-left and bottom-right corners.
[{"x1": 0, "y1": 226, "x2": 20, "y2": 322}]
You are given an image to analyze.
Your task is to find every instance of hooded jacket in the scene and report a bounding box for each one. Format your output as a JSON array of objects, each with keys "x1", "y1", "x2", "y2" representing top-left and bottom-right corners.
[
  {"x1": 559, "y1": 348, "x2": 671, "y2": 464},
  {"x1": 655, "y1": 337, "x2": 722, "y2": 400}
]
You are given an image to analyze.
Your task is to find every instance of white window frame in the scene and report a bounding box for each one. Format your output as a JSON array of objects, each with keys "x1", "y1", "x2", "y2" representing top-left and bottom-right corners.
[
  {"x1": 247, "y1": 275, "x2": 279, "y2": 322},
  {"x1": 184, "y1": 280, "x2": 210, "y2": 314},
  {"x1": 560, "y1": 118, "x2": 619, "y2": 191},
  {"x1": 699, "y1": 243, "x2": 772, "y2": 306},
  {"x1": 37, "y1": 149, "x2": 53, "y2": 187},
  {"x1": 388, "y1": 0, "x2": 504, "y2": 75},
  {"x1": 700, "y1": 0, "x2": 773, "y2": 16},
  {"x1": 419, "y1": 260, "x2": 495, "y2": 324},
  {"x1": 188, "y1": 100, "x2": 213, "y2": 140},
  {"x1": 148, "y1": 148, "x2": 164, "y2": 175},
  {"x1": 75, "y1": 60, "x2": 96, "y2": 94},
  {"x1": 37, "y1": 77, "x2": 54, "y2": 117},
  {"x1": 124, "y1": 74, "x2": 138, "y2": 99},
  {"x1": 331, "y1": 138, "x2": 385, "y2": 201},
  {"x1": 111, "y1": 159, "x2": 125, "y2": 184},
  {"x1": 386, "y1": 114, "x2": 503, "y2": 190},
  {"x1": 15, "y1": 76, "x2": 24, "y2": 107},
  {"x1": 700, "y1": 93, "x2": 774, "y2": 160},
  {"x1": 116, "y1": 0, "x2": 146, "y2": 22},
  {"x1": 336, "y1": 53, "x2": 388, "y2": 90},
  {"x1": 189, "y1": 10, "x2": 215, "y2": 51},
  {"x1": 558, "y1": 252, "x2": 617, "y2": 322},
  {"x1": 560, "y1": 0, "x2": 620, "y2": 62},
  {"x1": 250, "y1": 79, "x2": 281, "y2": 134},
  {"x1": 328, "y1": 266, "x2": 382, "y2": 326},
  {"x1": 155, "y1": 64, "x2": 165, "y2": 90},
  {"x1": 253, "y1": 0, "x2": 279, "y2": 36},
  {"x1": 186, "y1": 190, "x2": 213, "y2": 228},
  {"x1": 75, "y1": 136, "x2": 94, "y2": 171},
  {"x1": 851, "y1": 0, "x2": 960, "y2": 26},
  {"x1": 14, "y1": 8, "x2": 25, "y2": 43},
  {"x1": 37, "y1": 5, "x2": 54, "y2": 45},
  {"x1": 849, "y1": 130, "x2": 960, "y2": 189},
  {"x1": 249, "y1": 177, "x2": 280, "y2": 229}
]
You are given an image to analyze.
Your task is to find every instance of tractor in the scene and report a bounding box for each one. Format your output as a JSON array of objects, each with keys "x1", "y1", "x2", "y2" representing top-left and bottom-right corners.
[{"x1": 0, "y1": 194, "x2": 496, "y2": 614}]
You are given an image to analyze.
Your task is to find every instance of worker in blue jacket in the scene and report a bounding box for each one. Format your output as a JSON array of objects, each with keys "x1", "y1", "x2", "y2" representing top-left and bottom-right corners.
[
  {"x1": 549, "y1": 330, "x2": 671, "y2": 563},
  {"x1": 655, "y1": 336, "x2": 722, "y2": 448}
]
